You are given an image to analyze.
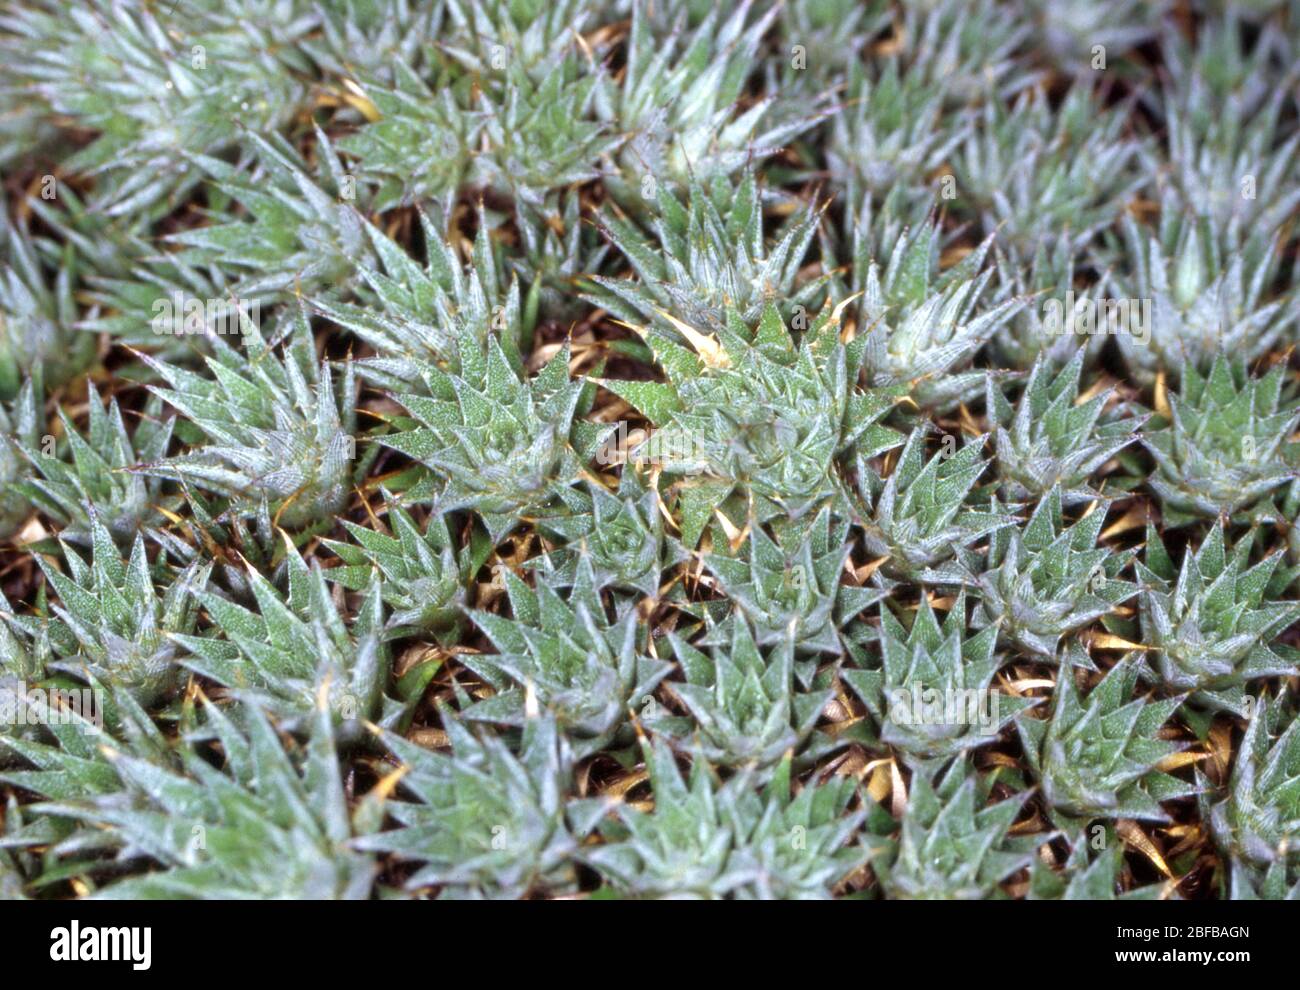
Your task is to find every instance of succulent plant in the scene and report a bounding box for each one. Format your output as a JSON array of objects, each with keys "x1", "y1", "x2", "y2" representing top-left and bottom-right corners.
[
  {"x1": 0, "y1": 0, "x2": 315, "y2": 218},
  {"x1": 595, "y1": 0, "x2": 822, "y2": 209},
  {"x1": 990, "y1": 233, "x2": 1107, "y2": 370},
  {"x1": 1018, "y1": 655, "x2": 1194, "y2": 827},
  {"x1": 586, "y1": 173, "x2": 825, "y2": 343},
  {"x1": 18, "y1": 381, "x2": 174, "y2": 546},
  {"x1": 844, "y1": 592, "x2": 1037, "y2": 759},
  {"x1": 1105, "y1": 194, "x2": 1295, "y2": 387},
  {"x1": 0, "y1": 796, "x2": 38, "y2": 899},
  {"x1": 381, "y1": 336, "x2": 609, "y2": 544},
  {"x1": 1019, "y1": 0, "x2": 1169, "y2": 74},
  {"x1": 349, "y1": 33, "x2": 618, "y2": 216},
  {"x1": 167, "y1": 126, "x2": 369, "y2": 301},
  {"x1": 529, "y1": 469, "x2": 678, "y2": 599},
  {"x1": 851, "y1": 427, "x2": 1015, "y2": 583},
  {"x1": 36, "y1": 517, "x2": 209, "y2": 707},
  {"x1": 865, "y1": 757, "x2": 1040, "y2": 900},
  {"x1": 1027, "y1": 838, "x2": 1175, "y2": 899},
  {"x1": 172, "y1": 536, "x2": 395, "y2": 737},
  {"x1": 777, "y1": 0, "x2": 892, "y2": 90},
  {"x1": 154, "y1": 491, "x2": 295, "y2": 602},
  {"x1": 18, "y1": 183, "x2": 154, "y2": 287},
  {"x1": 853, "y1": 211, "x2": 1025, "y2": 411},
  {"x1": 312, "y1": 208, "x2": 534, "y2": 392},
  {"x1": 601, "y1": 301, "x2": 904, "y2": 538},
  {"x1": 1136, "y1": 521, "x2": 1300, "y2": 716},
  {"x1": 1226, "y1": 858, "x2": 1300, "y2": 900},
  {"x1": 7, "y1": 0, "x2": 1300, "y2": 906},
  {"x1": 0, "y1": 202, "x2": 94, "y2": 398},
  {"x1": 1154, "y1": 76, "x2": 1300, "y2": 246},
  {"x1": 0, "y1": 374, "x2": 41, "y2": 539},
  {"x1": 335, "y1": 60, "x2": 479, "y2": 217},
  {"x1": 953, "y1": 84, "x2": 1143, "y2": 251},
  {"x1": 582, "y1": 737, "x2": 750, "y2": 899},
  {"x1": 1141, "y1": 357, "x2": 1300, "y2": 527},
  {"x1": 355, "y1": 713, "x2": 590, "y2": 899},
  {"x1": 0, "y1": 678, "x2": 170, "y2": 798},
  {"x1": 720, "y1": 754, "x2": 870, "y2": 899},
  {"x1": 894, "y1": 0, "x2": 1036, "y2": 105},
  {"x1": 656, "y1": 617, "x2": 831, "y2": 769},
  {"x1": 0, "y1": 679, "x2": 178, "y2": 876},
  {"x1": 459, "y1": 558, "x2": 671, "y2": 755},
  {"x1": 138, "y1": 307, "x2": 358, "y2": 531},
  {"x1": 305, "y1": 0, "x2": 445, "y2": 85},
  {"x1": 1157, "y1": 9, "x2": 1283, "y2": 121},
  {"x1": 322, "y1": 491, "x2": 466, "y2": 641},
  {"x1": 826, "y1": 59, "x2": 966, "y2": 208},
  {"x1": 511, "y1": 191, "x2": 608, "y2": 324},
  {"x1": 63, "y1": 209, "x2": 235, "y2": 354},
  {"x1": 438, "y1": 0, "x2": 596, "y2": 80},
  {"x1": 1200, "y1": 695, "x2": 1300, "y2": 894},
  {"x1": 585, "y1": 739, "x2": 869, "y2": 899},
  {"x1": 987, "y1": 352, "x2": 1146, "y2": 506},
  {"x1": 700, "y1": 506, "x2": 885, "y2": 665},
  {"x1": 973, "y1": 489, "x2": 1139, "y2": 659},
  {"x1": 38, "y1": 694, "x2": 383, "y2": 898},
  {"x1": 0, "y1": 584, "x2": 46, "y2": 687},
  {"x1": 477, "y1": 59, "x2": 621, "y2": 211}
]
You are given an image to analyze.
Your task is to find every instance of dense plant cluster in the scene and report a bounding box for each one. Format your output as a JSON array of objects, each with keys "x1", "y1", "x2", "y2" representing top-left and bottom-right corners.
[{"x1": 2, "y1": 0, "x2": 1300, "y2": 900}]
